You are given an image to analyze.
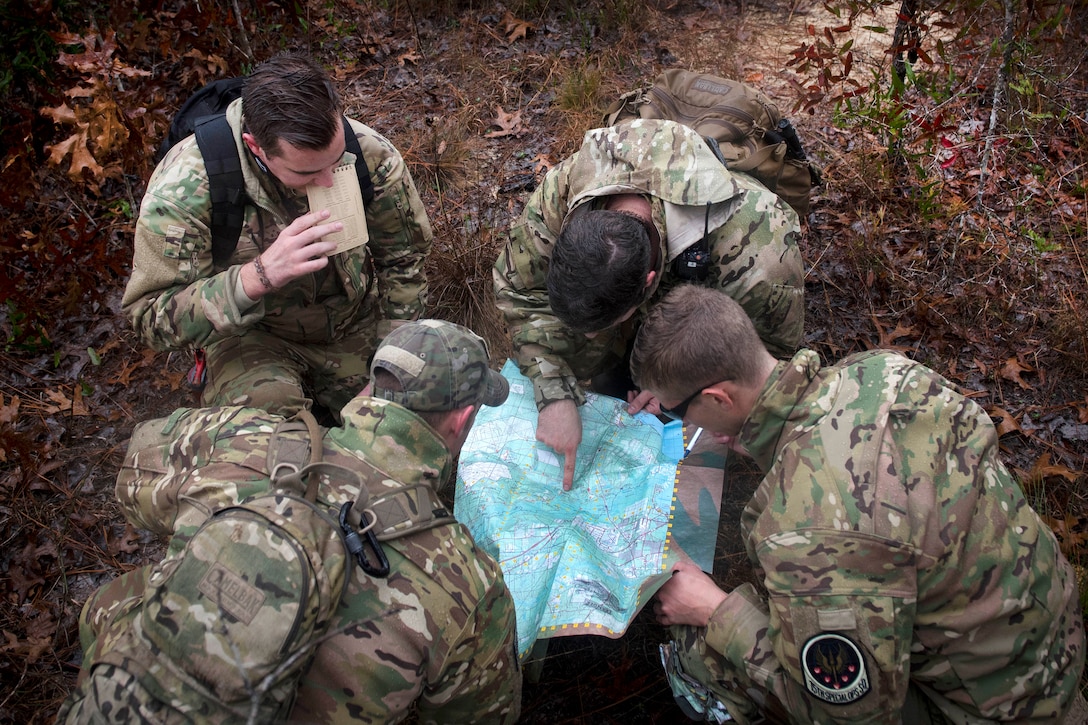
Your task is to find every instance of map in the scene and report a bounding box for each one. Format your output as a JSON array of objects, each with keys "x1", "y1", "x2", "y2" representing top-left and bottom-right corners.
[{"x1": 455, "y1": 360, "x2": 724, "y2": 658}]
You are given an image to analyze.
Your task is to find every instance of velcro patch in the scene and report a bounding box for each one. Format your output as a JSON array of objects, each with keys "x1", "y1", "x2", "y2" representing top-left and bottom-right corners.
[{"x1": 801, "y1": 633, "x2": 870, "y2": 705}]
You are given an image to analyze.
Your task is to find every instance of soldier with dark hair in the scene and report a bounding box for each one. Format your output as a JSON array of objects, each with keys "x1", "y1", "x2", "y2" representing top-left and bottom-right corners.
[
  {"x1": 631, "y1": 285, "x2": 1086, "y2": 725},
  {"x1": 124, "y1": 52, "x2": 432, "y2": 418},
  {"x1": 61, "y1": 321, "x2": 521, "y2": 723},
  {"x1": 494, "y1": 119, "x2": 804, "y2": 490}
]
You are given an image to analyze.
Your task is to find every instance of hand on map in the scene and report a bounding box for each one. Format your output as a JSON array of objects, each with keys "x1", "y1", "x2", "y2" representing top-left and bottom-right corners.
[
  {"x1": 536, "y1": 399, "x2": 582, "y2": 491},
  {"x1": 626, "y1": 389, "x2": 661, "y2": 416},
  {"x1": 653, "y1": 560, "x2": 728, "y2": 628}
]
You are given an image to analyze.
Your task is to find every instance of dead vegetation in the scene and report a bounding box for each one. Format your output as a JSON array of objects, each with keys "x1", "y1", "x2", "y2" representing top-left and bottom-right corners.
[{"x1": 1, "y1": 0, "x2": 1086, "y2": 721}]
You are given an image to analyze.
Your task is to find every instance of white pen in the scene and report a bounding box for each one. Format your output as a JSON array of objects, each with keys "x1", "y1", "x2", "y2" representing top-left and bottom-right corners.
[{"x1": 685, "y1": 427, "x2": 703, "y2": 453}]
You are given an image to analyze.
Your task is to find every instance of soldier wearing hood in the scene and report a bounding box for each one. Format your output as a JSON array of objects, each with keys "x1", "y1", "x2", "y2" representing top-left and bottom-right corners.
[{"x1": 494, "y1": 118, "x2": 804, "y2": 490}]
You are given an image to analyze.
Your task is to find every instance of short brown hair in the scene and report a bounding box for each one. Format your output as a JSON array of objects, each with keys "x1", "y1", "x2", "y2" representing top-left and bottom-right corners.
[
  {"x1": 630, "y1": 285, "x2": 767, "y2": 398},
  {"x1": 242, "y1": 52, "x2": 342, "y2": 156}
]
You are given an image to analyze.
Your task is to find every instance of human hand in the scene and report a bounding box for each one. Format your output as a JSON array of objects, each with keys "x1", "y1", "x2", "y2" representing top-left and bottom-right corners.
[
  {"x1": 536, "y1": 399, "x2": 582, "y2": 491},
  {"x1": 710, "y1": 432, "x2": 750, "y2": 457},
  {"x1": 653, "y1": 559, "x2": 728, "y2": 627},
  {"x1": 626, "y1": 389, "x2": 661, "y2": 416},
  {"x1": 242, "y1": 209, "x2": 342, "y2": 296}
]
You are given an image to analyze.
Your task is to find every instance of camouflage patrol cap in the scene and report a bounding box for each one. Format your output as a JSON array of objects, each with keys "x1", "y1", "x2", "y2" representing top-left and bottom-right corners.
[{"x1": 371, "y1": 320, "x2": 509, "y2": 412}]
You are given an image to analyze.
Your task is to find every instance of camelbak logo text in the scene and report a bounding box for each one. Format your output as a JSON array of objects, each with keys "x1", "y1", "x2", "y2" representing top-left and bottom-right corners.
[
  {"x1": 198, "y1": 562, "x2": 266, "y2": 624},
  {"x1": 692, "y1": 79, "x2": 731, "y2": 95}
]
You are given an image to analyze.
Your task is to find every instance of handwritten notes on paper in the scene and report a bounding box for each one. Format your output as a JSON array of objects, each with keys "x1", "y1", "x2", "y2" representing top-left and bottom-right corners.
[{"x1": 306, "y1": 165, "x2": 369, "y2": 254}]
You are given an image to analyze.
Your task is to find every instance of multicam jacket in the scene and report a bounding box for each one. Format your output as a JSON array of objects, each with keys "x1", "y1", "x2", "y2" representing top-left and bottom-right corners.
[
  {"x1": 493, "y1": 118, "x2": 803, "y2": 410},
  {"x1": 122, "y1": 98, "x2": 432, "y2": 349},
  {"x1": 78, "y1": 398, "x2": 521, "y2": 724},
  {"x1": 708, "y1": 349, "x2": 1084, "y2": 723}
]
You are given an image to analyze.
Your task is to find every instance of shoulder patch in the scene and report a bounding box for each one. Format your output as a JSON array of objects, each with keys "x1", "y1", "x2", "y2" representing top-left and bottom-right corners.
[{"x1": 801, "y1": 632, "x2": 871, "y2": 705}]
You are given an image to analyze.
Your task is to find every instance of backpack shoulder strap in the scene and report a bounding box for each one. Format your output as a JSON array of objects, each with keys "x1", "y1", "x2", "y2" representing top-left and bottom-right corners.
[
  {"x1": 341, "y1": 117, "x2": 374, "y2": 204},
  {"x1": 194, "y1": 114, "x2": 248, "y2": 268},
  {"x1": 267, "y1": 408, "x2": 324, "y2": 500},
  {"x1": 267, "y1": 409, "x2": 454, "y2": 543}
]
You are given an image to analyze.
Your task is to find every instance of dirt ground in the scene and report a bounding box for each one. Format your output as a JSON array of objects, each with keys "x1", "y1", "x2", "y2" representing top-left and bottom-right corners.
[{"x1": 1, "y1": 0, "x2": 1086, "y2": 722}]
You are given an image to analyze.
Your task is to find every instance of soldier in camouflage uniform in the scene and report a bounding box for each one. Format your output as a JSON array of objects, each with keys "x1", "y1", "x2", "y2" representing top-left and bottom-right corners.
[
  {"x1": 60, "y1": 320, "x2": 521, "y2": 723},
  {"x1": 494, "y1": 118, "x2": 803, "y2": 489},
  {"x1": 123, "y1": 52, "x2": 432, "y2": 417},
  {"x1": 628, "y1": 285, "x2": 1086, "y2": 724}
]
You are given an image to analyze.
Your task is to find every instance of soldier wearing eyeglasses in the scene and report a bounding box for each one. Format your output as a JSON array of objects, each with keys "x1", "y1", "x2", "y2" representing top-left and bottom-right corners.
[{"x1": 630, "y1": 285, "x2": 1085, "y2": 725}]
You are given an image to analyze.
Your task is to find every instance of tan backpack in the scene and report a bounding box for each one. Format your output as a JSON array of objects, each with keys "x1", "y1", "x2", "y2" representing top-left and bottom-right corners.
[{"x1": 604, "y1": 69, "x2": 821, "y2": 216}]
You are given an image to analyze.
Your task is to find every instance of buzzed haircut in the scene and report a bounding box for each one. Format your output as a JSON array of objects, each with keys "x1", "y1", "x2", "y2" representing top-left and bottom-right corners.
[
  {"x1": 242, "y1": 52, "x2": 342, "y2": 156},
  {"x1": 547, "y1": 209, "x2": 652, "y2": 333},
  {"x1": 630, "y1": 285, "x2": 767, "y2": 399}
]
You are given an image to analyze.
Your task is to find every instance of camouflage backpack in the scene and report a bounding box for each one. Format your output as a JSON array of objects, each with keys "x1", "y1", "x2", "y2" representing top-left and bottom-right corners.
[
  {"x1": 61, "y1": 409, "x2": 430, "y2": 724},
  {"x1": 604, "y1": 69, "x2": 821, "y2": 216}
]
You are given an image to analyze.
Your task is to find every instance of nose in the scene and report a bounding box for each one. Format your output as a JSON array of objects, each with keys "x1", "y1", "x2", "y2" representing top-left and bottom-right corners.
[
  {"x1": 314, "y1": 167, "x2": 336, "y2": 188},
  {"x1": 584, "y1": 331, "x2": 599, "y2": 340}
]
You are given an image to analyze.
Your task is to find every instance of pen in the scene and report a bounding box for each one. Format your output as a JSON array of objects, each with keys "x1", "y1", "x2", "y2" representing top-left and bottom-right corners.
[{"x1": 685, "y1": 427, "x2": 703, "y2": 453}]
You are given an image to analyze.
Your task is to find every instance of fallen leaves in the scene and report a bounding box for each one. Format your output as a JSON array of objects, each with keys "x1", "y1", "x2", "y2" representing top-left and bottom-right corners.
[
  {"x1": 501, "y1": 11, "x2": 536, "y2": 42},
  {"x1": 39, "y1": 30, "x2": 149, "y2": 185},
  {"x1": 25, "y1": 386, "x2": 92, "y2": 417},
  {"x1": 986, "y1": 405, "x2": 1022, "y2": 436},
  {"x1": 484, "y1": 106, "x2": 525, "y2": 138},
  {"x1": 999, "y1": 356, "x2": 1036, "y2": 390},
  {"x1": 1044, "y1": 513, "x2": 1088, "y2": 557}
]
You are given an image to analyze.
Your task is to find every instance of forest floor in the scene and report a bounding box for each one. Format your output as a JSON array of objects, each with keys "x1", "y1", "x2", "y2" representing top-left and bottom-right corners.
[{"x1": 1, "y1": 1, "x2": 1086, "y2": 722}]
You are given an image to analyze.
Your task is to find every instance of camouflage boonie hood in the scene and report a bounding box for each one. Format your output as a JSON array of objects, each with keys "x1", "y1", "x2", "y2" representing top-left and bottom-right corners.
[
  {"x1": 549, "y1": 120, "x2": 746, "y2": 249},
  {"x1": 371, "y1": 320, "x2": 509, "y2": 412}
]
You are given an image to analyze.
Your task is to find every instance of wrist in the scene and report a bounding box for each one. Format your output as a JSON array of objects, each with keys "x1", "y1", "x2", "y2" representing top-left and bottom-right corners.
[{"x1": 252, "y1": 254, "x2": 276, "y2": 291}]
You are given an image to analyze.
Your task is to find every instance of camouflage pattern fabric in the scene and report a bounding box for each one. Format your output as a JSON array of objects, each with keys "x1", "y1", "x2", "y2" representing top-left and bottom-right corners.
[
  {"x1": 672, "y1": 349, "x2": 1085, "y2": 724},
  {"x1": 122, "y1": 99, "x2": 432, "y2": 414},
  {"x1": 62, "y1": 490, "x2": 352, "y2": 724},
  {"x1": 493, "y1": 118, "x2": 803, "y2": 410},
  {"x1": 63, "y1": 397, "x2": 521, "y2": 724}
]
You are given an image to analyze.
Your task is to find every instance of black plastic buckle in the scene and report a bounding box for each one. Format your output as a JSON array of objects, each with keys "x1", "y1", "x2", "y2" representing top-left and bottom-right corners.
[{"x1": 339, "y1": 502, "x2": 390, "y2": 578}]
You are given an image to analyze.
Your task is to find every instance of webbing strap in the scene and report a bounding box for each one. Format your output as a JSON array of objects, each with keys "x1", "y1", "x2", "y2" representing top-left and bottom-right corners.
[
  {"x1": 267, "y1": 410, "x2": 454, "y2": 542},
  {"x1": 194, "y1": 114, "x2": 247, "y2": 268},
  {"x1": 341, "y1": 117, "x2": 374, "y2": 204}
]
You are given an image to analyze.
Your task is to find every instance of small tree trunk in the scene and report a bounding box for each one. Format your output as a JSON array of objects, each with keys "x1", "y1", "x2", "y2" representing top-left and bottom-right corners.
[{"x1": 978, "y1": 0, "x2": 1018, "y2": 208}]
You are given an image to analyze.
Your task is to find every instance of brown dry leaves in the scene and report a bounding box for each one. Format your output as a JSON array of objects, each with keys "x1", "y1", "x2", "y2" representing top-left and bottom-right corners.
[
  {"x1": 484, "y1": 106, "x2": 524, "y2": 138},
  {"x1": 39, "y1": 30, "x2": 149, "y2": 185},
  {"x1": 501, "y1": 11, "x2": 536, "y2": 42}
]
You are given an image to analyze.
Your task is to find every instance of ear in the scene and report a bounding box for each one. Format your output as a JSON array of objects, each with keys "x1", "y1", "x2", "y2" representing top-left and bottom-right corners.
[
  {"x1": 645, "y1": 269, "x2": 656, "y2": 289},
  {"x1": 241, "y1": 132, "x2": 263, "y2": 158},
  {"x1": 702, "y1": 383, "x2": 737, "y2": 412},
  {"x1": 447, "y1": 404, "x2": 476, "y2": 439}
]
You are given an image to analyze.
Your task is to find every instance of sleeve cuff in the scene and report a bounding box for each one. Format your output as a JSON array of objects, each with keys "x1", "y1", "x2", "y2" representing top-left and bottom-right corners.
[
  {"x1": 231, "y1": 267, "x2": 260, "y2": 310},
  {"x1": 704, "y1": 583, "x2": 770, "y2": 657}
]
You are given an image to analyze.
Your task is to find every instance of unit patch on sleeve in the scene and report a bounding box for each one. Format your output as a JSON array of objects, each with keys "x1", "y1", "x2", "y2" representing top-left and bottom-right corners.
[{"x1": 801, "y1": 632, "x2": 871, "y2": 705}]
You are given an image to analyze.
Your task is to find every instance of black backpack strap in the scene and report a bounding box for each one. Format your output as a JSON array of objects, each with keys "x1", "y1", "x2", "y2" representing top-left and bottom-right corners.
[
  {"x1": 341, "y1": 116, "x2": 374, "y2": 204},
  {"x1": 194, "y1": 114, "x2": 248, "y2": 268}
]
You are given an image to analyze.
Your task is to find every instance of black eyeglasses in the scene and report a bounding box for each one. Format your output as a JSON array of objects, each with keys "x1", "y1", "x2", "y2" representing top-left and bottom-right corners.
[{"x1": 660, "y1": 387, "x2": 703, "y2": 421}]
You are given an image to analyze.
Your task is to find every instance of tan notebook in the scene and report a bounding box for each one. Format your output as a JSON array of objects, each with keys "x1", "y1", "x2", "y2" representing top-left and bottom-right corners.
[{"x1": 306, "y1": 165, "x2": 370, "y2": 254}]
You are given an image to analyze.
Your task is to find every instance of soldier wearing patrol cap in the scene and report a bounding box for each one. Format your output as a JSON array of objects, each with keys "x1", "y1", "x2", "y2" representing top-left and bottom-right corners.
[
  {"x1": 62, "y1": 320, "x2": 521, "y2": 724},
  {"x1": 630, "y1": 285, "x2": 1086, "y2": 725},
  {"x1": 494, "y1": 118, "x2": 804, "y2": 491}
]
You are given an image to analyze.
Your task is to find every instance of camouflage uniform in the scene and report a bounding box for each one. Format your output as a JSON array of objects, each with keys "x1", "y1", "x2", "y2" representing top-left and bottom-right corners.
[
  {"x1": 670, "y1": 349, "x2": 1085, "y2": 724},
  {"x1": 123, "y1": 98, "x2": 433, "y2": 415},
  {"x1": 67, "y1": 397, "x2": 521, "y2": 723},
  {"x1": 494, "y1": 118, "x2": 803, "y2": 410}
]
